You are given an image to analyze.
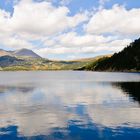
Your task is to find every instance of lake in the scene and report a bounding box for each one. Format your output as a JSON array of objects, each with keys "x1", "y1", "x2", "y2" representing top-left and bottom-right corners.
[{"x1": 0, "y1": 71, "x2": 140, "y2": 140}]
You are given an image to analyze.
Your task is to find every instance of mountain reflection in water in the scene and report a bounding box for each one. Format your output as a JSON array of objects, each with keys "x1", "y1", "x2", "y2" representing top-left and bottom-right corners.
[
  {"x1": 0, "y1": 71, "x2": 140, "y2": 140},
  {"x1": 114, "y1": 82, "x2": 140, "y2": 103}
]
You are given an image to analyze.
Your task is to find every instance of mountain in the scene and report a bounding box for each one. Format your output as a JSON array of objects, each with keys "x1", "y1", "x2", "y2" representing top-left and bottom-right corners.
[
  {"x1": 0, "y1": 49, "x2": 11, "y2": 57},
  {"x1": 13, "y1": 48, "x2": 41, "y2": 58},
  {"x1": 0, "y1": 48, "x2": 41, "y2": 59},
  {"x1": 81, "y1": 38, "x2": 140, "y2": 72}
]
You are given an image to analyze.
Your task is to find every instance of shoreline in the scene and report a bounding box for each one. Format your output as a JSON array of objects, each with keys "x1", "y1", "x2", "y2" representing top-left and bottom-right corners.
[{"x1": 0, "y1": 69, "x2": 140, "y2": 73}]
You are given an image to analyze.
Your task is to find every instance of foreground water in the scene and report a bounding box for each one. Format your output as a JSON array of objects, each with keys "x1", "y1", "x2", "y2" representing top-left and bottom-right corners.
[{"x1": 0, "y1": 71, "x2": 140, "y2": 140}]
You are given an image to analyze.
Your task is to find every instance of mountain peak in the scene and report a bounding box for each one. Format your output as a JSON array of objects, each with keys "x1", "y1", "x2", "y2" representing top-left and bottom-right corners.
[{"x1": 13, "y1": 48, "x2": 41, "y2": 58}]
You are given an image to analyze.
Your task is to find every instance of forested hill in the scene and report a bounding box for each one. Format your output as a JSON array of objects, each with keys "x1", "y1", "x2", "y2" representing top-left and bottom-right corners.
[{"x1": 82, "y1": 38, "x2": 140, "y2": 72}]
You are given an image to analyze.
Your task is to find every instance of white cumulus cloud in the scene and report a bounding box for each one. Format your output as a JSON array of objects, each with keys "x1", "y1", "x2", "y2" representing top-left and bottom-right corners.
[
  {"x1": 86, "y1": 4, "x2": 140, "y2": 36},
  {"x1": 0, "y1": 0, "x2": 88, "y2": 50}
]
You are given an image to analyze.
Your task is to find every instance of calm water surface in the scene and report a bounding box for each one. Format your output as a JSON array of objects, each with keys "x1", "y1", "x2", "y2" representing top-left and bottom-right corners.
[{"x1": 0, "y1": 71, "x2": 140, "y2": 140}]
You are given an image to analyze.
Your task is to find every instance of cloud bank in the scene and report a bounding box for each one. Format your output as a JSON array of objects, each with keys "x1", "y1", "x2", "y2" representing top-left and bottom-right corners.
[{"x1": 0, "y1": 0, "x2": 139, "y2": 59}]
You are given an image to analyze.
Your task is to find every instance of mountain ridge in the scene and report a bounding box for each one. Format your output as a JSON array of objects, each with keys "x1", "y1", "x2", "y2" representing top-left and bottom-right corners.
[
  {"x1": 0, "y1": 48, "x2": 41, "y2": 59},
  {"x1": 0, "y1": 49, "x2": 12, "y2": 57}
]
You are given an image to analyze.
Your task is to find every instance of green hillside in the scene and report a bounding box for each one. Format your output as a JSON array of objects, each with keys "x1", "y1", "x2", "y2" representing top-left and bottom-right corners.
[{"x1": 81, "y1": 38, "x2": 140, "y2": 72}]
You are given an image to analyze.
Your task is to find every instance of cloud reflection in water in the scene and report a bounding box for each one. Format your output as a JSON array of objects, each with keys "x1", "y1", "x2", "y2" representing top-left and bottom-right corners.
[{"x1": 0, "y1": 71, "x2": 140, "y2": 139}]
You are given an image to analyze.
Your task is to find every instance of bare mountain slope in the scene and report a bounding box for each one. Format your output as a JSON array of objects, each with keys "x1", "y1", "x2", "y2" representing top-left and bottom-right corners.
[
  {"x1": 0, "y1": 49, "x2": 12, "y2": 57},
  {"x1": 13, "y1": 48, "x2": 41, "y2": 58}
]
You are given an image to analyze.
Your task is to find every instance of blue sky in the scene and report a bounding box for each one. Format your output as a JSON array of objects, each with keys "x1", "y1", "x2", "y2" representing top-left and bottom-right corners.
[
  {"x1": 1, "y1": 0, "x2": 140, "y2": 13},
  {"x1": 0, "y1": 0, "x2": 140, "y2": 60}
]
